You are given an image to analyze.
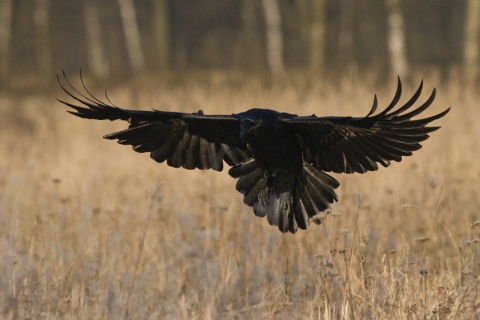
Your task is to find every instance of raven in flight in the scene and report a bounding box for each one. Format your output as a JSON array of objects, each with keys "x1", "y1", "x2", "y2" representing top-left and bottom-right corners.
[{"x1": 58, "y1": 75, "x2": 449, "y2": 233}]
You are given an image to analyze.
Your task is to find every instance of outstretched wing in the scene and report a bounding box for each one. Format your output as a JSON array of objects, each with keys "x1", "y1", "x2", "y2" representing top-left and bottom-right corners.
[
  {"x1": 287, "y1": 78, "x2": 450, "y2": 174},
  {"x1": 57, "y1": 74, "x2": 249, "y2": 171}
]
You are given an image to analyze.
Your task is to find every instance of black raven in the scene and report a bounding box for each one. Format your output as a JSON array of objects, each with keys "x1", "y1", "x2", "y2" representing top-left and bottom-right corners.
[{"x1": 58, "y1": 75, "x2": 449, "y2": 233}]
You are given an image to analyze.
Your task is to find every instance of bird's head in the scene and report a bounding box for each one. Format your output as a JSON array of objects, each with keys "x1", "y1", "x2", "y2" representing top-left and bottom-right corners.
[
  {"x1": 238, "y1": 108, "x2": 281, "y2": 142},
  {"x1": 239, "y1": 117, "x2": 263, "y2": 142}
]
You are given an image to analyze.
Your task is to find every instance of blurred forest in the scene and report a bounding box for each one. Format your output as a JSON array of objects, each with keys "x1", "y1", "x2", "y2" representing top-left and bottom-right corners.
[{"x1": 0, "y1": 0, "x2": 478, "y2": 90}]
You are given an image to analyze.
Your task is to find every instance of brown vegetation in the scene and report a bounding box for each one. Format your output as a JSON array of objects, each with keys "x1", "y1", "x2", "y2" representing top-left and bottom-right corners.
[{"x1": 0, "y1": 75, "x2": 478, "y2": 319}]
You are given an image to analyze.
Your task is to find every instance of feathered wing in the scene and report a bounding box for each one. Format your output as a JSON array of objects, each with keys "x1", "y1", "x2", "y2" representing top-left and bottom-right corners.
[
  {"x1": 286, "y1": 78, "x2": 450, "y2": 174},
  {"x1": 57, "y1": 74, "x2": 249, "y2": 171}
]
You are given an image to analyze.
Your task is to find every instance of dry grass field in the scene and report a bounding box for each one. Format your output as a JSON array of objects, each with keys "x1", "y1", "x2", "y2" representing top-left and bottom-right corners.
[{"x1": 0, "y1": 74, "x2": 479, "y2": 319}]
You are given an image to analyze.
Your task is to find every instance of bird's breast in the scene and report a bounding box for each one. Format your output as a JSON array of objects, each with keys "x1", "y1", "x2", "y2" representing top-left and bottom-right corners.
[{"x1": 248, "y1": 134, "x2": 303, "y2": 174}]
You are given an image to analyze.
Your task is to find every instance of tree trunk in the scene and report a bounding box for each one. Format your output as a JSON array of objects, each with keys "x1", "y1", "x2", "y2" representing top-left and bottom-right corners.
[
  {"x1": 464, "y1": 0, "x2": 480, "y2": 84},
  {"x1": 151, "y1": 0, "x2": 170, "y2": 71},
  {"x1": 310, "y1": 0, "x2": 326, "y2": 72},
  {"x1": 84, "y1": 0, "x2": 109, "y2": 78},
  {"x1": 261, "y1": 0, "x2": 284, "y2": 74},
  {"x1": 118, "y1": 0, "x2": 145, "y2": 73},
  {"x1": 386, "y1": 0, "x2": 408, "y2": 77},
  {"x1": 0, "y1": 0, "x2": 13, "y2": 79},
  {"x1": 34, "y1": 0, "x2": 52, "y2": 76}
]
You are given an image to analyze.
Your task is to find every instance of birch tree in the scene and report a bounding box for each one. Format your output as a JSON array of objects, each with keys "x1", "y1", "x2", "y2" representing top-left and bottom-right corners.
[
  {"x1": 464, "y1": 0, "x2": 480, "y2": 84},
  {"x1": 261, "y1": 0, "x2": 284, "y2": 74},
  {"x1": 84, "y1": 0, "x2": 109, "y2": 78},
  {"x1": 387, "y1": 0, "x2": 408, "y2": 76},
  {"x1": 151, "y1": 0, "x2": 170, "y2": 70},
  {"x1": 118, "y1": 0, "x2": 145, "y2": 73}
]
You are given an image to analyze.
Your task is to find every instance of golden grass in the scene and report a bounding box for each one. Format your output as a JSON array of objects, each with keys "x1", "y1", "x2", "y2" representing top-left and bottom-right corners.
[{"x1": 0, "y1": 74, "x2": 479, "y2": 319}]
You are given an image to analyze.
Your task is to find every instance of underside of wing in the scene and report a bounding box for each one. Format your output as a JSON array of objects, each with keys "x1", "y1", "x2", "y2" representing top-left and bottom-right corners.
[
  {"x1": 105, "y1": 121, "x2": 248, "y2": 170},
  {"x1": 287, "y1": 78, "x2": 450, "y2": 174},
  {"x1": 57, "y1": 72, "x2": 249, "y2": 171}
]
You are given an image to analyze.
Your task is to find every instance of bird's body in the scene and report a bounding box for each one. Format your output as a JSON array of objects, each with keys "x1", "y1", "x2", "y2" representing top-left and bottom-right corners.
[
  {"x1": 58, "y1": 75, "x2": 449, "y2": 233},
  {"x1": 239, "y1": 109, "x2": 302, "y2": 173}
]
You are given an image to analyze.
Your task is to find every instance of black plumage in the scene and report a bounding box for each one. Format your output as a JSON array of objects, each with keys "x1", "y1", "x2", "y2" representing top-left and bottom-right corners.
[{"x1": 58, "y1": 74, "x2": 449, "y2": 233}]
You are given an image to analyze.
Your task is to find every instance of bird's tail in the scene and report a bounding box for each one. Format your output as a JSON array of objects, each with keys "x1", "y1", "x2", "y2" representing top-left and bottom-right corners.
[{"x1": 229, "y1": 160, "x2": 339, "y2": 233}]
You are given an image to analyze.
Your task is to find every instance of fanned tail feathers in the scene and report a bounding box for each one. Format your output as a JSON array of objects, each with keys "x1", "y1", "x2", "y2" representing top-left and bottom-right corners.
[{"x1": 229, "y1": 160, "x2": 339, "y2": 233}]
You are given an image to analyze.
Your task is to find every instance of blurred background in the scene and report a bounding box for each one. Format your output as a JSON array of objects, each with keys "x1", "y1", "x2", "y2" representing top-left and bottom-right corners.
[{"x1": 0, "y1": 0, "x2": 477, "y2": 90}]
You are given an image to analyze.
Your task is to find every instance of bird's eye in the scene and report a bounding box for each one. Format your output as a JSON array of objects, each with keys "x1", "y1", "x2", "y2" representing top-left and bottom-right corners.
[{"x1": 241, "y1": 119, "x2": 255, "y2": 125}]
